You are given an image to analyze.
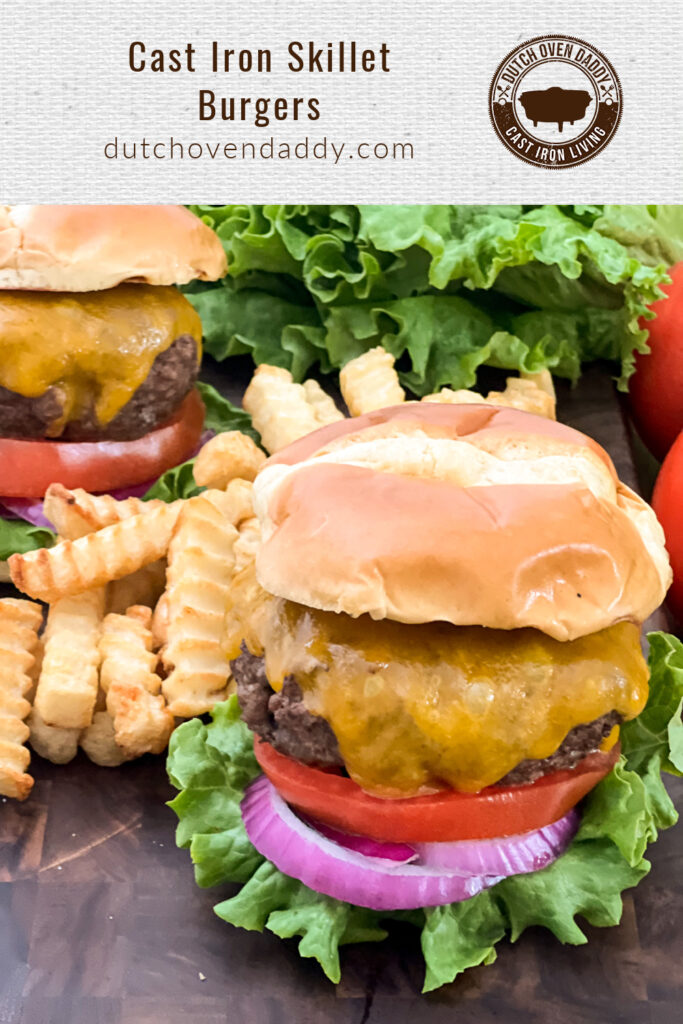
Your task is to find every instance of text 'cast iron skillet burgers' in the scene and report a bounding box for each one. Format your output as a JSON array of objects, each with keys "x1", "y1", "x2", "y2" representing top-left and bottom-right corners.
[
  {"x1": 226, "y1": 402, "x2": 672, "y2": 908},
  {"x1": 0, "y1": 204, "x2": 226, "y2": 573}
]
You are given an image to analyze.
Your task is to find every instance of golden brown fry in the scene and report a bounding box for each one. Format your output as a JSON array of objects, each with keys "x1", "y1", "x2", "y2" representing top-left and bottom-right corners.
[
  {"x1": 26, "y1": 636, "x2": 44, "y2": 704},
  {"x1": 302, "y1": 379, "x2": 345, "y2": 425},
  {"x1": 422, "y1": 388, "x2": 486, "y2": 405},
  {"x1": 107, "y1": 683, "x2": 174, "y2": 757},
  {"x1": 522, "y1": 368, "x2": 556, "y2": 399},
  {"x1": 27, "y1": 708, "x2": 80, "y2": 765},
  {"x1": 193, "y1": 431, "x2": 266, "y2": 490},
  {"x1": 422, "y1": 372, "x2": 556, "y2": 421},
  {"x1": 151, "y1": 592, "x2": 169, "y2": 650},
  {"x1": 487, "y1": 376, "x2": 556, "y2": 420},
  {"x1": 9, "y1": 502, "x2": 181, "y2": 603},
  {"x1": 340, "y1": 347, "x2": 405, "y2": 416},
  {"x1": 204, "y1": 479, "x2": 254, "y2": 526},
  {"x1": 234, "y1": 517, "x2": 261, "y2": 573},
  {"x1": 44, "y1": 484, "x2": 165, "y2": 541},
  {"x1": 99, "y1": 606, "x2": 173, "y2": 756},
  {"x1": 80, "y1": 711, "x2": 133, "y2": 767},
  {"x1": 243, "y1": 365, "x2": 341, "y2": 453},
  {"x1": 162, "y1": 493, "x2": 239, "y2": 717},
  {"x1": 0, "y1": 598, "x2": 43, "y2": 799},
  {"x1": 99, "y1": 606, "x2": 159, "y2": 695},
  {"x1": 105, "y1": 559, "x2": 167, "y2": 615},
  {"x1": 33, "y1": 588, "x2": 105, "y2": 730}
]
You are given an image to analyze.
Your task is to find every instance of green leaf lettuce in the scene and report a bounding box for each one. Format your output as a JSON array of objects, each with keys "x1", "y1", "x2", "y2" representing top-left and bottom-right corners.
[
  {"x1": 186, "y1": 204, "x2": 680, "y2": 393},
  {"x1": 0, "y1": 516, "x2": 55, "y2": 563}
]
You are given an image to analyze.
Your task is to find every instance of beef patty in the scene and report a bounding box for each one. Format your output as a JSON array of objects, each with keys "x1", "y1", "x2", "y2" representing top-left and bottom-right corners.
[
  {"x1": 0, "y1": 334, "x2": 198, "y2": 441},
  {"x1": 231, "y1": 645, "x2": 621, "y2": 786},
  {"x1": 233, "y1": 645, "x2": 343, "y2": 768}
]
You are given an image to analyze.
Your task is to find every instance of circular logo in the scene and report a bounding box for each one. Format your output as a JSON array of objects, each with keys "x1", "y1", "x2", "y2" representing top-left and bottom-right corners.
[{"x1": 489, "y1": 35, "x2": 622, "y2": 168}]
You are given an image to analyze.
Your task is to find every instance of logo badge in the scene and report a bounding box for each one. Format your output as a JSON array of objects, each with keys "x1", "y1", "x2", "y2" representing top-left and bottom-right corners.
[{"x1": 489, "y1": 35, "x2": 622, "y2": 168}]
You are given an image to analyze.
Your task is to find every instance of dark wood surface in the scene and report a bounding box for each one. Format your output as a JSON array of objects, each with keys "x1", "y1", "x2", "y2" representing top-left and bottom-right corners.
[{"x1": 1, "y1": 362, "x2": 681, "y2": 1024}]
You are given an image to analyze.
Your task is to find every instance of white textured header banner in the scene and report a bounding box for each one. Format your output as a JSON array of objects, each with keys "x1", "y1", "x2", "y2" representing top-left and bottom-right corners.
[{"x1": 1, "y1": 0, "x2": 681, "y2": 202}]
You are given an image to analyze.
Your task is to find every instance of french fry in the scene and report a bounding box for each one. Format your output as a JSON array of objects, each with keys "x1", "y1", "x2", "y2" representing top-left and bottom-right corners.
[
  {"x1": 486, "y1": 376, "x2": 556, "y2": 420},
  {"x1": 9, "y1": 502, "x2": 181, "y2": 604},
  {"x1": 193, "y1": 431, "x2": 266, "y2": 490},
  {"x1": 99, "y1": 606, "x2": 173, "y2": 756},
  {"x1": 27, "y1": 708, "x2": 80, "y2": 765},
  {"x1": 340, "y1": 346, "x2": 405, "y2": 416},
  {"x1": 33, "y1": 588, "x2": 105, "y2": 729},
  {"x1": 422, "y1": 372, "x2": 556, "y2": 420},
  {"x1": 522, "y1": 368, "x2": 556, "y2": 399},
  {"x1": 80, "y1": 711, "x2": 132, "y2": 767},
  {"x1": 302, "y1": 379, "x2": 345, "y2": 425},
  {"x1": 234, "y1": 516, "x2": 261, "y2": 573},
  {"x1": 151, "y1": 592, "x2": 169, "y2": 650},
  {"x1": 26, "y1": 636, "x2": 44, "y2": 704},
  {"x1": 99, "y1": 606, "x2": 159, "y2": 695},
  {"x1": 44, "y1": 484, "x2": 165, "y2": 540},
  {"x1": 205, "y1": 478, "x2": 254, "y2": 527},
  {"x1": 162, "y1": 493, "x2": 239, "y2": 717},
  {"x1": 422, "y1": 388, "x2": 486, "y2": 405},
  {"x1": 243, "y1": 365, "x2": 342, "y2": 453},
  {"x1": 0, "y1": 598, "x2": 43, "y2": 799},
  {"x1": 107, "y1": 683, "x2": 174, "y2": 757},
  {"x1": 106, "y1": 559, "x2": 168, "y2": 615}
]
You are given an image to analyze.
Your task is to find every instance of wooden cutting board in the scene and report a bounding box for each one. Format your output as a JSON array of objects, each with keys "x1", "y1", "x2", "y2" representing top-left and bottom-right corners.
[{"x1": 1, "y1": 361, "x2": 680, "y2": 1024}]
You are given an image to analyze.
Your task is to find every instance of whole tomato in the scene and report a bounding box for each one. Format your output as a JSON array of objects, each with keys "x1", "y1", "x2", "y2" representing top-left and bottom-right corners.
[
  {"x1": 652, "y1": 431, "x2": 683, "y2": 629},
  {"x1": 629, "y1": 262, "x2": 683, "y2": 460}
]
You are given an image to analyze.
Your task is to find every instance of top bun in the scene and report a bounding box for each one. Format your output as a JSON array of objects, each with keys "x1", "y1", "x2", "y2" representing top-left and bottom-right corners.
[
  {"x1": 0, "y1": 205, "x2": 227, "y2": 291},
  {"x1": 253, "y1": 403, "x2": 671, "y2": 641}
]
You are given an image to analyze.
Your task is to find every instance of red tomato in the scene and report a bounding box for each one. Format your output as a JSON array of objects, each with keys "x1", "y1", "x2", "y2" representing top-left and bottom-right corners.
[
  {"x1": 0, "y1": 389, "x2": 205, "y2": 498},
  {"x1": 630, "y1": 262, "x2": 683, "y2": 460},
  {"x1": 253, "y1": 739, "x2": 620, "y2": 842},
  {"x1": 652, "y1": 430, "x2": 683, "y2": 628}
]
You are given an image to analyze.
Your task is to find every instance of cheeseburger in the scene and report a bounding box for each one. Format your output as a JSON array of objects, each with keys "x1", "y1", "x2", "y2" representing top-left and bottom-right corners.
[
  {"x1": 225, "y1": 403, "x2": 672, "y2": 912},
  {"x1": 0, "y1": 204, "x2": 226, "y2": 570}
]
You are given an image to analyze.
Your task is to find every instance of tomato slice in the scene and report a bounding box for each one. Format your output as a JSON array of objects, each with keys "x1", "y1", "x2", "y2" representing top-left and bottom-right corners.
[
  {"x1": 254, "y1": 740, "x2": 620, "y2": 842},
  {"x1": 652, "y1": 430, "x2": 683, "y2": 627},
  {"x1": 0, "y1": 389, "x2": 205, "y2": 498}
]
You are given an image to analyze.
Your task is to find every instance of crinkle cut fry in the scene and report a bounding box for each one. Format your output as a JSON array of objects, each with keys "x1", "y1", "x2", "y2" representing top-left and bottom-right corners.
[
  {"x1": 422, "y1": 370, "x2": 556, "y2": 420},
  {"x1": 43, "y1": 484, "x2": 166, "y2": 541},
  {"x1": 234, "y1": 517, "x2": 261, "y2": 573},
  {"x1": 27, "y1": 707, "x2": 80, "y2": 765},
  {"x1": 204, "y1": 478, "x2": 254, "y2": 527},
  {"x1": 243, "y1": 364, "x2": 343, "y2": 453},
  {"x1": 162, "y1": 492, "x2": 239, "y2": 717},
  {"x1": 80, "y1": 711, "x2": 133, "y2": 767},
  {"x1": 33, "y1": 587, "x2": 105, "y2": 730},
  {"x1": 0, "y1": 598, "x2": 43, "y2": 799},
  {"x1": 340, "y1": 346, "x2": 405, "y2": 416},
  {"x1": 9, "y1": 502, "x2": 182, "y2": 603},
  {"x1": 99, "y1": 606, "x2": 173, "y2": 757}
]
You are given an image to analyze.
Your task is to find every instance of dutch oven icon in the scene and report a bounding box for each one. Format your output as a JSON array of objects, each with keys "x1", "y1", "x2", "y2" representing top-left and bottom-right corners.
[{"x1": 518, "y1": 86, "x2": 592, "y2": 132}]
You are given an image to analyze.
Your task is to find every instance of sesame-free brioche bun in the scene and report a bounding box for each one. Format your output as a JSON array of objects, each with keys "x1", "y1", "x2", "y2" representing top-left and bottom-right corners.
[
  {"x1": 0, "y1": 205, "x2": 227, "y2": 291},
  {"x1": 253, "y1": 404, "x2": 671, "y2": 641}
]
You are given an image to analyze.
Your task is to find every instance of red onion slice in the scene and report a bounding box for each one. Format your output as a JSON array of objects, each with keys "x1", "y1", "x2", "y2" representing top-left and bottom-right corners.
[
  {"x1": 412, "y1": 812, "x2": 579, "y2": 874},
  {"x1": 241, "y1": 776, "x2": 578, "y2": 911},
  {"x1": 302, "y1": 816, "x2": 416, "y2": 863},
  {"x1": 0, "y1": 497, "x2": 55, "y2": 530}
]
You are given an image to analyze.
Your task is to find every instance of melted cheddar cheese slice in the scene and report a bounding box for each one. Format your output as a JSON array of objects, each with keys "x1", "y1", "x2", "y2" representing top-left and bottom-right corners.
[
  {"x1": 0, "y1": 285, "x2": 201, "y2": 432},
  {"x1": 227, "y1": 565, "x2": 648, "y2": 796}
]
